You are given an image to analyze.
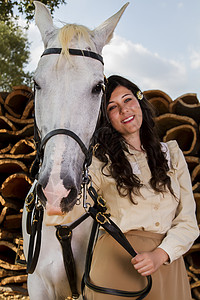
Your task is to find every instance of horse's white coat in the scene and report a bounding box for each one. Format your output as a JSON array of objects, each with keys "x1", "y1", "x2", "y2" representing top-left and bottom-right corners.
[{"x1": 22, "y1": 1, "x2": 129, "y2": 299}]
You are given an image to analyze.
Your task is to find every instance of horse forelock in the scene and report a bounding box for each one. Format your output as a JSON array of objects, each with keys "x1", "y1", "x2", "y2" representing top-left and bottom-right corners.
[{"x1": 58, "y1": 24, "x2": 93, "y2": 57}]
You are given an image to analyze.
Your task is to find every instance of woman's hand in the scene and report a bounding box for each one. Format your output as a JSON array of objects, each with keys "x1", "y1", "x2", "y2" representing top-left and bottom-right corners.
[{"x1": 131, "y1": 248, "x2": 169, "y2": 276}]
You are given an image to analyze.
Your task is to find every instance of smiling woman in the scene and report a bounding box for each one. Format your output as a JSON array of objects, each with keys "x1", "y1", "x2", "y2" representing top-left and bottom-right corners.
[
  {"x1": 83, "y1": 75, "x2": 199, "y2": 299},
  {"x1": 107, "y1": 85, "x2": 143, "y2": 148}
]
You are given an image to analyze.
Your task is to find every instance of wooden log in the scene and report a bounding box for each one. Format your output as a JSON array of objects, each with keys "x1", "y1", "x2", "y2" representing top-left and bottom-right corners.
[
  {"x1": 0, "y1": 159, "x2": 28, "y2": 175},
  {"x1": 192, "y1": 165, "x2": 200, "y2": 184},
  {"x1": 0, "y1": 94, "x2": 4, "y2": 105},
  {"x1": 155, "y1": 113, "x2": 197, "y2": 139},
  {"x1": 0, "y1": 239, "x2": 27, "y2": 280},
  {"x1": 0, "y1": 159, "x2": 28, "y2": 191},
  {"x1": 169, "y1": 93, "x2": 199, "y2": 118},
  {"x1": 185, "y1": 156, "x2": 200, "y2": 174},
  {"x1": 0, "y1": 229, "x2": 19, "y2": 241},
  {"x1": 5, "y1": 113, "x2": 34, "y2": 127},
  {"x1": 4, "y1": 87, "x2": 33, "y2": 119},
  {"x1": 10, "y1": 139, "x2": 35, "y2": 156},
  {"x1": 144, "y1": 90, "x2": 172, "y2": 116},
  {"x1": 3, "y1": 214, "x2": 22, "y2": 230},
  {"x1": 0, "y1": 124, "x2": 34, "y2": 146},
  {"x1": 0, "y1": 259, "x2": 26, "y2": 271},
  {"x1": 0, "y1": 92, "x2": 8, "y2": 103},
  {"x1": 143, "y1": 90, "x2": 172, "y2": 116},
  {"x1": 144, "y1": 89, "x2": 172, "y2": 103},
  {"x1": 0, "y1": 173, "x2": 32, "y2": 200},
  {"x1": 0, "y1": 144, "x2": 12, "y2": 154},
  {"x1": 0, "y1": 207, "x2": 9, "y2": 225},
  {"x1": 194, "y1": 193, "x2": 200, "y2": 225},
  {"x1": 0, "y1": 268, "x2": 25, "y2": 278},
  {"x1": 0, "y1": 195, "x2": 23, "y2": 211},
  {"x1": 0, "y1": 116, "x2": 16, "y2": 131},
  {"x1": 149, "y1": 97, "x2": 170, "y2": 116},
  {"x1": 163, "y1": 124, "x2": 200, "y2": 156},
  {"x1": 170, "y1": 98, "x2": 200, "y2": 125},
  {"x1": 0, "y1": 104, "x2": 3, "y2": 117},
  {"x1": 21, "y1": 100, "x2": 34, "y2": 120},
  {"x1": 0, "y1": 285, "x2": 28, "y2": 296},
  {"x1": 170, "y1": 93, "x2": 199, "y2": 109},
  {"x1": 193, "y1": 183, "x2": 200, "y2": 193},
  {"x1": 0, "y1": 241, "x2": 24, "y2": 265},
  {"x1": 0, "y1": 152, "x2": 36, "y2": 162},
  {"x1": 0, "y1": 274, "x2": 27, "y2": 286}
]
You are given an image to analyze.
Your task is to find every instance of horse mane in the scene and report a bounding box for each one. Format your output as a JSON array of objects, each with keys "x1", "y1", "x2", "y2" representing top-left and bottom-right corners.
[{"x1": 58, "y1": 24, "x2": 93, "y2": 58}]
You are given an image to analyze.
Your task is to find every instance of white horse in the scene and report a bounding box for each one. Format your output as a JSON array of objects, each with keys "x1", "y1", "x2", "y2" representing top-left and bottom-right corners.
[{"x1": 22, "y1": 1, "x2": 128, "y2": 299}]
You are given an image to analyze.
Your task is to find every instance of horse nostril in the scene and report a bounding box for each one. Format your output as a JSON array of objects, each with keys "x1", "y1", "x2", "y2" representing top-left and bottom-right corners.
[{"x1": 60, "y1": 188, "x2": 78, "y2": 213}]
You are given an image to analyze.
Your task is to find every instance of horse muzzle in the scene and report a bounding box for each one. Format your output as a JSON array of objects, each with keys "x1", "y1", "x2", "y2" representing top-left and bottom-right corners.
[{"x1": 36, "y1": 181, "x2": 79, "y2": 215}]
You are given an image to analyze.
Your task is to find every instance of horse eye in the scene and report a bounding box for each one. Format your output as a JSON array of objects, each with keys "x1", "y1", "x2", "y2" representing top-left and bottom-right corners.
[
  {"x1": 34, "y1": 80, "x2": 41, "y2": 90},
  {"x1": 92, "y1": 83, "x2": 103, "y2": 94}
]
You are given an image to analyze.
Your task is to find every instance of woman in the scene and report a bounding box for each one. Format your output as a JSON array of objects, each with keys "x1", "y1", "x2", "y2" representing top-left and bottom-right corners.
[{"x1": 84, "y1": 75, "x2": 199, "y2": 299}]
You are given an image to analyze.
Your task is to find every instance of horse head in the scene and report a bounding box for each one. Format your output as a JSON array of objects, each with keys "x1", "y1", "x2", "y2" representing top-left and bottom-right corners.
[{"x1": 33, "y1": 1, "x2": 128, "y2": 216}]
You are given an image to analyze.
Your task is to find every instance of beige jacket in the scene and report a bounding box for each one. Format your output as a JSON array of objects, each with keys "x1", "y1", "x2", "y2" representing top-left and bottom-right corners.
[
  {"x1": 44, "y1": 140, "x2": 199, "y2": 263},
  {"x1": 89, "y1": 140, "x2": 199, "y2": 263}
]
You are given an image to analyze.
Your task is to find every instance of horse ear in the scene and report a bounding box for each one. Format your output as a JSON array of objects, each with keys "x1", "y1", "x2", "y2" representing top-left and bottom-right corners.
[
  {"x1": 34, "y1": 1, "x2": 56, "y2": 48},
  {"x1": 93, "y1": 2, "x2": 129, "y2": 52}
]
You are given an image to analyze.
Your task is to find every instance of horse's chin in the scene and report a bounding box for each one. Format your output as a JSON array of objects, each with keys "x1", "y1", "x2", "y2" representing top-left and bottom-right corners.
[{"x1": 46, "y1": 196, "x2": 77, "y2": 216}]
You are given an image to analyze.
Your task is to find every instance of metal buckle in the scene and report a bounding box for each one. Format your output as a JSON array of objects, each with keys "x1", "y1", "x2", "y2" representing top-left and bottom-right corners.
[
  {"x1": 96, "y1": 212, "x2": 110, "y2": 225},
  {"x1": 97, "y1": 195, "x2": 106, "y2": 208},
  {"x1": 25, "y1": 192, "x2": 35, "y2": 212},
  {"x1": 56, "y1": 225, "x2": 72, "y2": 240}
]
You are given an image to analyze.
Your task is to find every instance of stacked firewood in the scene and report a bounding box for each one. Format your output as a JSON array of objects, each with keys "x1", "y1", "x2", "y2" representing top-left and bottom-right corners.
[
  {"x1": 144, "y1": 90, "x2": 200, "y2": 300},
  {"x1": 0, "y1": 86, "x2": 35, "y2": 298},
  {"x1": 0, "y1": 85, "x2": 199, "y2": 298}
]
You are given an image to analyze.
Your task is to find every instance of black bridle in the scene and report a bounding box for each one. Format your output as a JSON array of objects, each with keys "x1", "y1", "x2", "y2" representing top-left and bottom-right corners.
[{"x1": 31, "y1": 47, "x2": 104, "y2": 181}]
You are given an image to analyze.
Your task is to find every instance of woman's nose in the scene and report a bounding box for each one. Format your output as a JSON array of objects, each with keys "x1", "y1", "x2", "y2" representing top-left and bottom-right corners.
[{"x1": 119, "y1": 105, "x2": 128, "y2": 114}]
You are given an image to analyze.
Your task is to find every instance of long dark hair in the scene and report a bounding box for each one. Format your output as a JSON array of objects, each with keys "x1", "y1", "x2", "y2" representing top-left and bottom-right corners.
[{"x1": 93, "y1": 75, "x2": 174, "y2": 203}]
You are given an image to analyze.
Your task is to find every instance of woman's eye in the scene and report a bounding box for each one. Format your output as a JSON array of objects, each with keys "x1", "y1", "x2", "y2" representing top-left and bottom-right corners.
[
  {"x1": 34, "y1": 80, "x2": 41, "y2": 90},
  {"x1": 124, "y1": 98, "x2": 132, "y2": 103},
  {"x1": 108, "y1": 105, "x2": 116, "y2": 112}
]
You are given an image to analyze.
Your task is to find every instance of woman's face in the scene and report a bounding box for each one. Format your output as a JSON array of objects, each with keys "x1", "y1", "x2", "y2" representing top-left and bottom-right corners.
[{"x1": 107, "y1": 86, "x2": 143, "y2": 141}]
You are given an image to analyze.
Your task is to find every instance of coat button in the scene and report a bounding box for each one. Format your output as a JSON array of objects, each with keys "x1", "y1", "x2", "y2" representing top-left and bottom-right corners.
[
  {"x1": 155, "y1": 222, "x2": 160, "y2": 227},
  {"x1": 154, "y1": 204, "x2": 159, "y2": 210}
]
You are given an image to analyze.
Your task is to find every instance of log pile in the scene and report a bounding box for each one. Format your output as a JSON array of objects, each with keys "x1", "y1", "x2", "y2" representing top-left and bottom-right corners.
[
  {"x1": 0, "y1": 85, "x2": 199, "y2": 299},
  {"x1": 0, "y1": 86, "x2": 35, "y2": 299},
  {"x1": 144, "y1": 90, "x2": 200, "y2": 300}
]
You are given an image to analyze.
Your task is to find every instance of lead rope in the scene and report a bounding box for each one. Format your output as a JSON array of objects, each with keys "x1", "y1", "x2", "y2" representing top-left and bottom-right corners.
[{"x1": 82, "y1": 186, "x2": 152, "y2": 299}]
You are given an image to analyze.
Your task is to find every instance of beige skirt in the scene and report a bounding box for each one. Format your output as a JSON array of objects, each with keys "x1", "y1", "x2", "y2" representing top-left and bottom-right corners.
[{"x1": 84, "y1": 230, "x2": 192, "y2": 300}]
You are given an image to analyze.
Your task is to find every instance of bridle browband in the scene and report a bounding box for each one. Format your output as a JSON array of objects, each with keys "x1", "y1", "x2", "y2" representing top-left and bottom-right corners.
[{"x1": 41, "y1": 47, "x2": 104, "y2": 65}]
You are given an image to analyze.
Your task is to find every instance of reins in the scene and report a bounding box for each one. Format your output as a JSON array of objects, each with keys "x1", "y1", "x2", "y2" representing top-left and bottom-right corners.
[{"x1": 25, "y1": 47, "x2": 152, "y2": 300}]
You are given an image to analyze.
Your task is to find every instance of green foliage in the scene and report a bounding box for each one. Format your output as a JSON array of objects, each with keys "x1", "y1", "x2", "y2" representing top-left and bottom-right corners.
[
  {"x1": 0, "y1": 0, "x2": 66, "y2": 91},
  {"x1": 0, "y1": 19, "x2": 33, "y2": 92},
  {"x1": 0, "y1": 0, "x2": 66, "y2": 24}
]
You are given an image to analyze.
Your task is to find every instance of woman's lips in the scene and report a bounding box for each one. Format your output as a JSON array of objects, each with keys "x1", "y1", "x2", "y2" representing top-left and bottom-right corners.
[{"x1": 121, "y1": 115, "x2": 135, "y2": 124}]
